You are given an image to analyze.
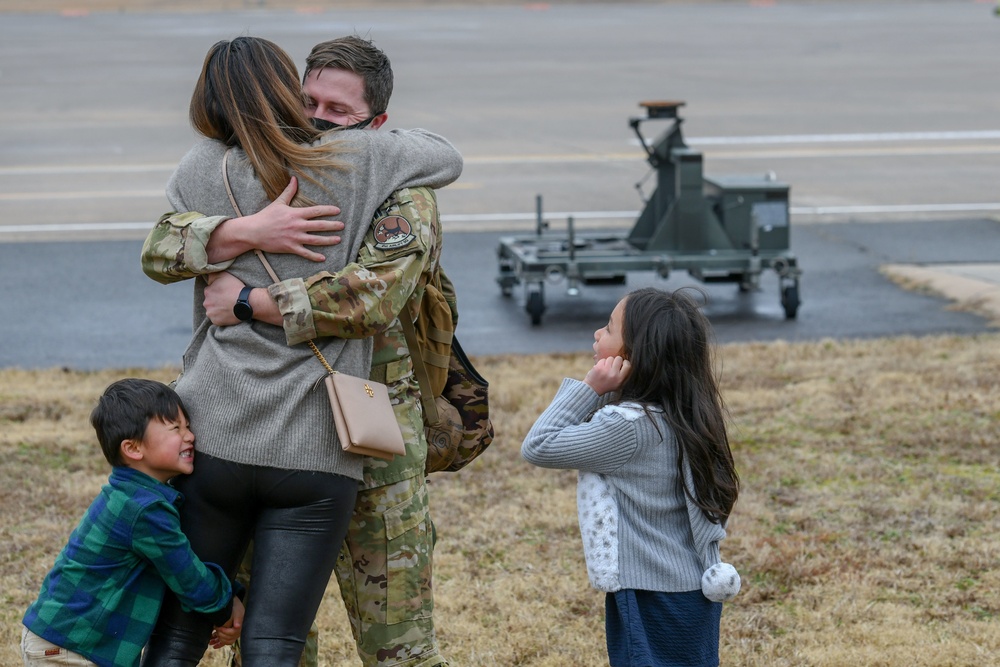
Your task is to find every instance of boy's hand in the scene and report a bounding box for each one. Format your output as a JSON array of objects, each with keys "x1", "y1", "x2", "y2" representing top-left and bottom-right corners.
[
  {"x1": 209, "y1": 596, "x2": 244, "y2": 649},
  {"x1": 583, "y1": 355, "x2": 632, "y2": 395}
]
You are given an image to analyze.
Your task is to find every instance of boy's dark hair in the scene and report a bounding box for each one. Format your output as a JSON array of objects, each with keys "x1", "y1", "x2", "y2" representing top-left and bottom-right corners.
[
  {"x1": 304, "y1": 35, "x2": 394, "y2": 117},
  {"x1": 90, "y1": 378, "x2": 188, "y2": 467},
  {"x1": 617, "y1": 287, "x2": 740, "y2": 524}
]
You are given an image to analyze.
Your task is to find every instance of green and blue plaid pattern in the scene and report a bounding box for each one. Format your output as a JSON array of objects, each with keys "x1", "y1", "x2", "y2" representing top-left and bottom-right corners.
[{"x1": 23, "y1": 466, "x2": 232, "y2": 667}]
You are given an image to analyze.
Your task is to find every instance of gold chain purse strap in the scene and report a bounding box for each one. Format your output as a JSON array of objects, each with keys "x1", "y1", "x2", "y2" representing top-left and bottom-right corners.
[{"x1": 221, "y1": 148, "x2": 333, "y2": 373}]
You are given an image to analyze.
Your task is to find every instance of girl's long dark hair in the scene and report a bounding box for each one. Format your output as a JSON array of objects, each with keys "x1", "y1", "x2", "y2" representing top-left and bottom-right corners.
[{"x1": 616, "y1": 287, "x2": 739, "y2": 523}]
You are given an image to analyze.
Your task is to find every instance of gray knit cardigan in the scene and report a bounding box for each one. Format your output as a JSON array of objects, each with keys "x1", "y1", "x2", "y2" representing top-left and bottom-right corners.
[
  {"x1": 167, "y1": 129, "x2": 462, "y2": 480},
  {"x1": 521, "y1": 378, "x2": 727, "y2": 593}
]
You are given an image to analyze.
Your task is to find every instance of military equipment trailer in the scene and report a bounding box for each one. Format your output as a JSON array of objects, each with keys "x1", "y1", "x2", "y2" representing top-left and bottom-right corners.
[{"x1": 496, "y1": 101, "x2": 802, "y2": 325}]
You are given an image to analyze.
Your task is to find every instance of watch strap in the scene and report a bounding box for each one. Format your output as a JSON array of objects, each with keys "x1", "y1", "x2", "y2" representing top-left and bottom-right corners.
[{"x1": 234, "y1": 285, "x2": 255, "y2": 321}]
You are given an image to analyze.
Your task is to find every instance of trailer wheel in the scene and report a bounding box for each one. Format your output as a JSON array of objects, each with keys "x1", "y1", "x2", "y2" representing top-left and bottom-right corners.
[
  {"x1": 781, "y1": 283, "x2": 800, "y2": 320},
  {"x1": 526, "y1": 287, "x2": 545, "y2": 326}
]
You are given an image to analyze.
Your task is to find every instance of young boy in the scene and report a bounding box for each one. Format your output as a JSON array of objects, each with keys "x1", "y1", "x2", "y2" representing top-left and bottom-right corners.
[{"x1": 20, "y1": 378, "x2": 241, "y2": 667}]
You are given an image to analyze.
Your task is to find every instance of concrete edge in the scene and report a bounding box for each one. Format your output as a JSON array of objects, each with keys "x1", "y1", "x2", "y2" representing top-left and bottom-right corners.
[{"x1": 881, "y1": 263, "x2": 1000, "y2": 327}]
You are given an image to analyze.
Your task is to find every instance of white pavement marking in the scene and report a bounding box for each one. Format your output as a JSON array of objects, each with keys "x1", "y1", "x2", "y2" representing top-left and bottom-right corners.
[
  {"x1": 0, "y1": 164, "x2": 176, "y2": 176},
  {"x1": 3, "y1": 130, "x2": 999, "y2": 176},
  {"x1": 685, "y1": 130, "x2": 1000, "y2": 145},
  {"x1": 792, "y1": 203, "x2": 1000, "y2": 216},
  {"x1": 4, "y1": 202, "x2": 1000, "y2": 236},
  {"x1": 3, "y1": 129, "x2": 999, "y2": 235},
  {"x1": 0, "y1": 190, "x2": 165, "y2": 201},
  {"x1": 0, "y1": 222, "x2": 155, "y2": 234}
]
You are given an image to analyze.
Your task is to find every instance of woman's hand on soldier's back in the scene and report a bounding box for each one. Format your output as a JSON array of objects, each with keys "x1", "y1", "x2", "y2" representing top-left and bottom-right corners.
[{"x1": 242, "y1": 176, "x2": 345, "y2": 262}]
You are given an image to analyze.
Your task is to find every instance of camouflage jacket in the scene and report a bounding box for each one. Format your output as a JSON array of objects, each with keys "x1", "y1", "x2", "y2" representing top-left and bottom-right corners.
[{"x1": 140, "y1": 186, "x2": 454, "y2": 487}]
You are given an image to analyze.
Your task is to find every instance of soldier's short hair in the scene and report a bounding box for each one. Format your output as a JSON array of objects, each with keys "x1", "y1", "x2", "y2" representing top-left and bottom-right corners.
[{"x1": 304, "y1": 36, "x2": 393, "y2": 117}]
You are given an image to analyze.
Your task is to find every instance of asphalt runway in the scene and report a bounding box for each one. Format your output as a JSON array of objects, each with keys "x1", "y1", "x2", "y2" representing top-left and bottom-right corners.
[
  {"x1": 1, "y1": 1, "x2": 998, "y2": 369},
  {"x1": 1, "y1": 215, "x2": 996, "y2": 368}
]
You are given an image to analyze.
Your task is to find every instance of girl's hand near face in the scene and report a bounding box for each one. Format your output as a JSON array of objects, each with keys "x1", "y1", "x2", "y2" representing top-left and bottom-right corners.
[{"x1": 583, "y1": 355, "x2": 632, "y2": 396}]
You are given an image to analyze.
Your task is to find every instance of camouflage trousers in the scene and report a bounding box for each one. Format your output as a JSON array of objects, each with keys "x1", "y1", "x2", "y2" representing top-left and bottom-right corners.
[
  {"x1": 335, "y1": 474, "x2": 446, "y2": 667},
  {"x1": 230, "y1": 474, "x2": 445, "y2": 667}
]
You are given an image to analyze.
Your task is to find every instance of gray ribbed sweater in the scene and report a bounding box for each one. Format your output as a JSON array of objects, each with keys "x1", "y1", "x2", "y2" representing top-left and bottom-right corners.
[
  {"x1": 521, "y1": 378, "x2": 727, "y2": 592},
  {"x1": 167, "y1": 129, "x2": 462, "y2": 480}
]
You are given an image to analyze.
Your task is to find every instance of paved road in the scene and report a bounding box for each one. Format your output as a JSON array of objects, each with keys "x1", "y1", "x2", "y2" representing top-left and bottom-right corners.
[
  {"x1": 1, "y1": 2, "x2": 998, "y2": 369},
  {"x1": 2, "y1": 216, "x2": 996, "y2": 368}
]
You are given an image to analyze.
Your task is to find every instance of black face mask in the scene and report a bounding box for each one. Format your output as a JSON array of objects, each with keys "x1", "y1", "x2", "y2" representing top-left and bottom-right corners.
[{"x1": 311, "y1": 116, "x2": 375, "y2": 132}]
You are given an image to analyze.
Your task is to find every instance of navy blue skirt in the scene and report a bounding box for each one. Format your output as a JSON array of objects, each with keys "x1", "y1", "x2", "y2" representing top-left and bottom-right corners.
[{"x1": 605, "y1": 589, "x2": 722, "y2": 667}]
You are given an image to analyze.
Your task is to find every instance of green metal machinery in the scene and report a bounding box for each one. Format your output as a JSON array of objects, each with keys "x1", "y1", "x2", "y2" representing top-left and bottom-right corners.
[{"x1": 496, "y1": 101, "x2": 802, "y2": 325}]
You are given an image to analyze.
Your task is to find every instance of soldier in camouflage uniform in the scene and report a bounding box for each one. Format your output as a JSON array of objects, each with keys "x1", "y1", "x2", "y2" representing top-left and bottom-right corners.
[
  {"x1": 141, "y1": 36, "x2": 453, "y2": 667},
  {"x1": 271, "y1": 186, "x2": 454, "y2": 667}
]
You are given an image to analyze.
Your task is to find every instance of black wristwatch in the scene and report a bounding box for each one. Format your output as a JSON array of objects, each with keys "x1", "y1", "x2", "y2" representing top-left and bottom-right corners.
[{"x1": 233, "y1": 285, "x2": 254, "y2": 322}]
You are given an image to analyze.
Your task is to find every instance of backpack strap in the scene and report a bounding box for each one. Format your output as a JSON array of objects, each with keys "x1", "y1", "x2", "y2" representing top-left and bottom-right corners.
[
  {"x1": 400, "y1": 312, "x2": 440, "y2": 425},
  {"x1": 421, "y1": 326, "x2": 454, "y2": 368}
]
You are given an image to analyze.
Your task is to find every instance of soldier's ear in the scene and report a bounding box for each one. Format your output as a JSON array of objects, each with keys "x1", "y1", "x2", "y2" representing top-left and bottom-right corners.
[{"x1": 369, "y1": 113, "x2": 388, "y2": 130}]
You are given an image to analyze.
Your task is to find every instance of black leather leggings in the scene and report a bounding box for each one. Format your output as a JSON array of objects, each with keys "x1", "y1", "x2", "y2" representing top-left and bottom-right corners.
[{"x1": 140, "y1": 453, "x2": 357, "y2": 667}]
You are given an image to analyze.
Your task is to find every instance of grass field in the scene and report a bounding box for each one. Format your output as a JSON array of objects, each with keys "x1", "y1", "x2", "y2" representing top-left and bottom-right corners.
[{"x1": 2, "y1": 333, "x2": 999, "y2": 665}]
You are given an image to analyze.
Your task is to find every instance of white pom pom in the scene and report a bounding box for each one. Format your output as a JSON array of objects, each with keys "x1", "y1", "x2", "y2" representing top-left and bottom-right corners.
[{"x1": 701, "y1": 562, "x2": 741, "y2": 602}]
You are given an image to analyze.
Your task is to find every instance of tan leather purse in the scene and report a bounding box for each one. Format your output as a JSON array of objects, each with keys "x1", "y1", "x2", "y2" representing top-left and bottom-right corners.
[
  {"x1": 221, "y1": 149, "x2": 405, "y2": 460},
  {"x1": 321, "y1": 360, "x2": 405, "y2": 461}
]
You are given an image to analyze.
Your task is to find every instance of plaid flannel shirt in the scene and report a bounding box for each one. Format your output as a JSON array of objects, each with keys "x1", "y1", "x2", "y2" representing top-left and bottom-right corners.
[{"x1": 22, "y1": 466, "x2": 232, "y2": 667}]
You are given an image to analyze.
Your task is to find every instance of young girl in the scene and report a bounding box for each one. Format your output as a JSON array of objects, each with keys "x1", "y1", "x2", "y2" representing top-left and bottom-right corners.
[{"x1": 521, "y1": 287, "x2": 741, "y2": 667}]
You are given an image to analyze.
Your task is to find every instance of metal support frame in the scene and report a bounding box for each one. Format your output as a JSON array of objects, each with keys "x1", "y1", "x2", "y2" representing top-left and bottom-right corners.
[{"x1": 496, "y1": 100, "x2": 802, "y2": 325}]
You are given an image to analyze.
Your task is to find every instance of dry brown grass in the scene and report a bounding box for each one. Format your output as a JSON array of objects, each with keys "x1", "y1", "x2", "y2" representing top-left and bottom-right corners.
[{"x1": 2, "y1": 334, "x2": 1000, "y2": 666}]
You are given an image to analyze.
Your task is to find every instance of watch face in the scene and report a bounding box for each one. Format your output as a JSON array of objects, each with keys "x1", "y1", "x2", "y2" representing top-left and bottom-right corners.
[{"x1": 233, "y1": 300, "x2": 253, "y2": 321}]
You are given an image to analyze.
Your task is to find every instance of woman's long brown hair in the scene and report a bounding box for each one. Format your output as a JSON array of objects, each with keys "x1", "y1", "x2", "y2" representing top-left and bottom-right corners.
[{"x1": 189, "y1": 36, "x2": 348, "y2": 203}]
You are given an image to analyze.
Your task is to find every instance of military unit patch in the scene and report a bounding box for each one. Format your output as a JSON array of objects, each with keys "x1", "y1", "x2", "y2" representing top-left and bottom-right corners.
[{"x1": 373, "y1": 215, "x2": 416, "y2": 250}]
